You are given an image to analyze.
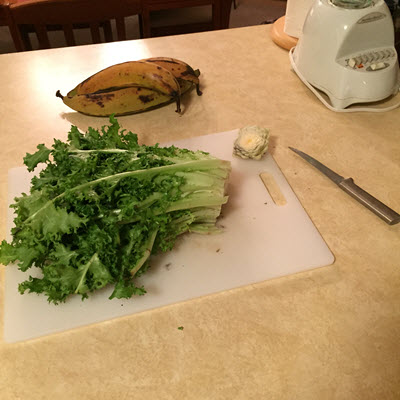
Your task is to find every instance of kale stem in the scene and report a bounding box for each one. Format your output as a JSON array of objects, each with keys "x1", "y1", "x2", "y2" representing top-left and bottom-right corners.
[
  {"x1": 130, "y1": 229, "x2": 158, "y2": 277},
  {"x1": 24, "y1": 159, "x2": 229, "y2": 224},
  {"x1": 74, "y1": 253, "x2": 98, "y2": 294}
]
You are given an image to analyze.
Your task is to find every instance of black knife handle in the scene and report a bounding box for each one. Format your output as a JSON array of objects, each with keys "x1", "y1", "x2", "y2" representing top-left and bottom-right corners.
[{"x1": 339, "y1": 178, "x2": 400, "y2": 225}]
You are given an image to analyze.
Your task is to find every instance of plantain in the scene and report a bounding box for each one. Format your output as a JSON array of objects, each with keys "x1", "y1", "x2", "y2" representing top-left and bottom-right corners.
[
  {"x1": 56, "y1": 58, "x2": 204, "y2": 116},
  {"x1": 56, "y1": 87, "x2": 174, "y2": 117},
  {"x1": 62, "y1": 60, "x2": 182, "y2": 113},
  {"x1": 140, "y1": 57, "x2": 202, "y2": 96}
]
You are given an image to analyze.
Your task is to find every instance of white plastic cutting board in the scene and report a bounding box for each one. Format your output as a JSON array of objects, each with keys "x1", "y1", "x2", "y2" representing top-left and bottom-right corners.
[{"x1": 4, "y1": 129, "x2": 334, "y2": 343}]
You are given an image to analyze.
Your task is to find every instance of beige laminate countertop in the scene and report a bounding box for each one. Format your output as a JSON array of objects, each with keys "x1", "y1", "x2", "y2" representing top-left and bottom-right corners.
[{"x1": 0, "y1": 25, "x2": 399, "y2": 399}]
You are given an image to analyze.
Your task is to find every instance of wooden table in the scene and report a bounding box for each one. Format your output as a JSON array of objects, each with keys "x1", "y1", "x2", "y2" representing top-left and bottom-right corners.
[
  {"x1": 0, "y1": 0, "x2": 24, "y2": 26},
  {"x1": 0, "y1": 25, "x2": 399, "y2": 399},
  {"x1": 140, "y1": 0, "x2": 232, "y2": 37}
]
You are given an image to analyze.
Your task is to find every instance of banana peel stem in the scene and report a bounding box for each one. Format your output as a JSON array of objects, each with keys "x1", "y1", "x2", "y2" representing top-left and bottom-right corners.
[
  {"x1": 56, "y1": 90, "x2": 64, "y2": 100},
  {"x1": 175, "y1": 97, "x2": 181, "y2": 113},
  {"x1": 196, "y1": 84, "x2": 202, "y2": 96}
]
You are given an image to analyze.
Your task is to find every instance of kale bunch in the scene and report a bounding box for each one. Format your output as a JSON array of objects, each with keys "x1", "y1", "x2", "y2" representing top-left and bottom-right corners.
[{"x1": 0, "y1": 116, "x2": 230, "y2": 303}]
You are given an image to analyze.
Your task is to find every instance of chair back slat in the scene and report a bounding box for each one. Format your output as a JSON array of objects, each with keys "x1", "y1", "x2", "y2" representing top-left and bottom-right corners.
[
  {"x1": 63, "y1": 24, "x2": 76, "y2": 46},
  {"x1": 115, "y1": 17, "x2": 126, "y2": 41},
  {"x1": 89, "y1": 22, "x2": 101, "y2": 43},
  {"x1": 20, "y1": 27, "x2": 33, "y2": 51},
  {"x1": 103, "y1": 21, "x2": 113, "y2": 42},
  {"x1": 35, "y1": 23, "x2": 51, "y2": 49}
]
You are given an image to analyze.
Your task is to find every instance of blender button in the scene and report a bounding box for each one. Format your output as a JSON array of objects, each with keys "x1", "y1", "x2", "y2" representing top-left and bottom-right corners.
[{"x1": 348, "y1": 58, "x2": 356, "y2": 68}]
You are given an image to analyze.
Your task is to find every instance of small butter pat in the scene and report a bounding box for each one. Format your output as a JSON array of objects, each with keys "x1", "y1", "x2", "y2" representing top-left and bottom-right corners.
[{"x1": 233, "y1": 126, "x2": 270, "y2": 160}]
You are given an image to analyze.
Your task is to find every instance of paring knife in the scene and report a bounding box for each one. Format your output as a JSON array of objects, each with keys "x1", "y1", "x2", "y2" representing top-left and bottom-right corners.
[{"x1": 289, "y1": 147, "x2": 400, "y2": 225}]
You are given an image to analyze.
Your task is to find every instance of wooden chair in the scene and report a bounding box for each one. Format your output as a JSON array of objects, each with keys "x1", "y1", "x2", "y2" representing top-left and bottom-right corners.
[
  {"x1": 140, "y1": 0, "x2": 232, "y2": 38},
  {"x1": 4, "y1": 0, "x2": 142, "y2": 51}
]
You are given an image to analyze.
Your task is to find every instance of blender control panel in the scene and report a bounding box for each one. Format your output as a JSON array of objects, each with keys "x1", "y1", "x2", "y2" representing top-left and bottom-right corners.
[{"x1": 339, "y1": 48, "x2": 397, "y2": 71}]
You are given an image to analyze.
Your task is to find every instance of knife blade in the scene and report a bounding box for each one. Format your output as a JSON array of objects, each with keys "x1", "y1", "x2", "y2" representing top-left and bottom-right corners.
[{"x1": 289, "y1": 147, "x2": 400, "y2": 225}]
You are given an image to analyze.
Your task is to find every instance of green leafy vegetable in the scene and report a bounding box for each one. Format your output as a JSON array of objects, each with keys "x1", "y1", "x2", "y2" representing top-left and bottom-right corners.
[{"x1": 0, "y1": 116, "x2": 231, "y2": 304}]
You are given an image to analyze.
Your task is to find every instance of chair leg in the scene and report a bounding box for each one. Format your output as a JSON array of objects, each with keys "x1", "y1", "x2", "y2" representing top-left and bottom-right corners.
[
  {"x1": 3, "y1": 4, "x2": 30, "y2": 51},
  {"x1": 141, "y1": 10, "x2": 152, "y2": 38},
  {"x1": 220, "y1": 0, "x2": 231, "y2": 28}
]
